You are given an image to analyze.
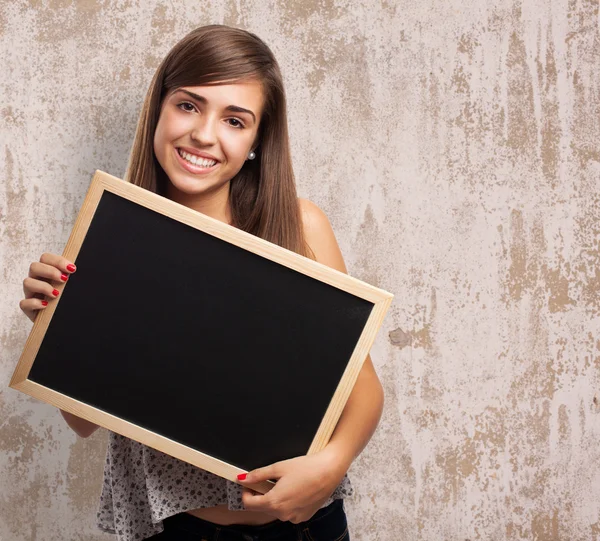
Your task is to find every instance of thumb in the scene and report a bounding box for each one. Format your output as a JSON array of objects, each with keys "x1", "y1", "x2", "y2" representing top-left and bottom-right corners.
[{"x1": 237, "y1": 461, "x2": 285, "y2": 484}]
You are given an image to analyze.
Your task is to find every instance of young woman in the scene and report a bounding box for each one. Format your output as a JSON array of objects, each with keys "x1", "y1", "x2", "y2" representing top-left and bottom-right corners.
[{"x1": 19, "y1": 25, "x2": 384, "y2": 541}]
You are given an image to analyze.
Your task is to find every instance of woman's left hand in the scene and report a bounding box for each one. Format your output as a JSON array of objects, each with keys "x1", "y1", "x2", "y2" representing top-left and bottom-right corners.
[{"x1": 238, "y1": 447, "x2": 348, "y2": 523}]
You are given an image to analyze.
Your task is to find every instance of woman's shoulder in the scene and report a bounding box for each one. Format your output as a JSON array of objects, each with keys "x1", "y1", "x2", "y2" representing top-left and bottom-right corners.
[
  {"x1": 297, "y1": 198, "x2": 347, "y2": 273},
  {"x1": 298, "y1": 198, "x2": 329, "y2": 231}
]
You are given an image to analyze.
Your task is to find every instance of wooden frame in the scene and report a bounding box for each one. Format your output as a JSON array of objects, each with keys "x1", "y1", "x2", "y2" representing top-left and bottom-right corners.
[{"x1": 10, "y1": 170, "x2": 393, "y2": 494}]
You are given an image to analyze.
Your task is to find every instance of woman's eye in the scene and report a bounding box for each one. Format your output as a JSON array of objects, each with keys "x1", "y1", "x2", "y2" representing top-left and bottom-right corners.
[
  {"x1": 227, "y1": 118, "x2": 244, "y2": 129},
  {"x1": 178, "y1": 102, "x2": 196, "y2": 112}
]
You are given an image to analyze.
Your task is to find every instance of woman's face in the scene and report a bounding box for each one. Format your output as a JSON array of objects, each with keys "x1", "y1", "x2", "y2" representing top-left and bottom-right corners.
[{"x1": 153, "y1": 80, "x2": 264, "y2": 212}]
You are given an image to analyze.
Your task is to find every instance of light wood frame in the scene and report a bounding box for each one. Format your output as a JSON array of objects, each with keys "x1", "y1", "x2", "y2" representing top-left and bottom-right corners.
[{"x1": 10, "y1": 170, "x2": 393, "y2": 494}]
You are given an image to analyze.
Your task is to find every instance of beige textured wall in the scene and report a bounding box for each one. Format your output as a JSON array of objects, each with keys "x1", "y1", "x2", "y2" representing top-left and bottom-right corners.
[{"x1": 1, "y1": 1, "x2": 599, "y2": 540}]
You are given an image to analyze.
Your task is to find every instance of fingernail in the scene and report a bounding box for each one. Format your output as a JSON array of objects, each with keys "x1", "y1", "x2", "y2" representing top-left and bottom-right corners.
[
  {"x1": 66, "y1": 264, "x2": 76, "y2": 272},
  {"x1": 42, "y1": 300, "x2": 48, "y2": 306},
  {"x1": 237, "y1": 473, "x2": 247, "y2": 481},
  {"x1": 52, "y1": 289, "x2": 59, "y2": 297},
  {"x1": 60, "y1": 274, "x2": 68, "y2": 282}
]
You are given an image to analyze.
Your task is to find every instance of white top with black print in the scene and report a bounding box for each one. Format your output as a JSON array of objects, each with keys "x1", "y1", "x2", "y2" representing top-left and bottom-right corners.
[{"x1": 96, "y1": 431, "x2": 354, "y2": 541}]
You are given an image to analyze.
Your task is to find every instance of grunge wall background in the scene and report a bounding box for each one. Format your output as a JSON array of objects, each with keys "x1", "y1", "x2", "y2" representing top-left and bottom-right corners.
[{"x1": 1, "y1": 1, "x2": 599, "y2": 539}]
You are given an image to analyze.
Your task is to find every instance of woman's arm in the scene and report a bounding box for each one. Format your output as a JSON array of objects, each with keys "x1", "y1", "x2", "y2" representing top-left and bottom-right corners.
[
  {"x1": 18, "y1": 252, "x2": 101, "y2": 439},
  {"x1": 60, "y1": 410, "x2": 100, "y2": 438},
  {"x1": 321, "y1": 353, "x2": 384, "y2": 473},
  {"x1": 298, "y1": 199, "x2": 384, "y2": 470},
  {"x1": 239, "y1": 199, "x2": 384, "y2": 522}
]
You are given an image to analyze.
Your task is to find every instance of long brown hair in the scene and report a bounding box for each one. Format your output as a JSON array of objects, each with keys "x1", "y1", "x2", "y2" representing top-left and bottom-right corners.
[{"x1": 125, "y1": 25, "x2": 311, "y2": 257}]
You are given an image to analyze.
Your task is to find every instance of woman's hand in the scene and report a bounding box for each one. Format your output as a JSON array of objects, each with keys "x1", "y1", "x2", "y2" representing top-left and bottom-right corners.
[
  {"x1": 20, "y1": 253, "x2": 76, "y2": 323},
  {"x1": 238, "y1": 447, "x2": 349, "y2": 523},
  {"x1": 18, "y1": 253, "x2": 99, "y2": 437}
]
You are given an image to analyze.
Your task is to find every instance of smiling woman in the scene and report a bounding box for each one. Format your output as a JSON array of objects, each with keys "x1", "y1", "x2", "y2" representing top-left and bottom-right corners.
[
  {"x1": 18, "y1": 24, "x2": 384, "y2": 541},
  {"x1": 153, "y1": 82, "x2": 264, "y2": 223},
  {"x1": 125, "y1": 25, "x2": 311, "y2": 257}
]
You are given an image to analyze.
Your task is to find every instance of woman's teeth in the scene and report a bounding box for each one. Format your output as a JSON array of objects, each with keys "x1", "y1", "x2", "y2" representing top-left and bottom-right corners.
[{"x1": 178, "y1": 149, "x2": 217, "y2": 168}]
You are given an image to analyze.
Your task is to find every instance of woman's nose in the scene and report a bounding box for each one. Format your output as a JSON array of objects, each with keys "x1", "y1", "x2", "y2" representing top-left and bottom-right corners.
[{"x1": 190, "y1": 116, "x2": 218, "y2": 146}]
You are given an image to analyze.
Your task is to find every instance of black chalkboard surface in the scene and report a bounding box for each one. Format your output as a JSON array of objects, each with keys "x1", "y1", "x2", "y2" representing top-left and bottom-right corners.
[{"x1": 11, "y1": 171, "x2": 393, "y2": 493}]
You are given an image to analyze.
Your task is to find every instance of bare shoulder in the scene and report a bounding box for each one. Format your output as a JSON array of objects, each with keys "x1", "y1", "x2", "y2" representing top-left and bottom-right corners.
[{"x1": 298, "y1": 198, "x2": 348, "y2": 274}]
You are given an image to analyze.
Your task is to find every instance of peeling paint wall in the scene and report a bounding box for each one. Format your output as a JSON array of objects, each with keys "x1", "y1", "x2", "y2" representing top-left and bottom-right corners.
[{"x1": 1, "y1": 1, "x2": 599, "y2": 540}]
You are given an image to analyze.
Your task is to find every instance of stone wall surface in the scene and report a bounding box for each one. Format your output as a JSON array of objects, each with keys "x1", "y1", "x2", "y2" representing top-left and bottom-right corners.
[{"x1": 1, "y1": 1, "x2": 599, "y2": 540}]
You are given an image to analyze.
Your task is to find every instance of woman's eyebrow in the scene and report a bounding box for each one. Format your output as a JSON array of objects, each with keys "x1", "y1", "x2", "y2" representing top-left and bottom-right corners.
[{"x1": 177, "y1": 89, "x2": 256, "y2": 123}]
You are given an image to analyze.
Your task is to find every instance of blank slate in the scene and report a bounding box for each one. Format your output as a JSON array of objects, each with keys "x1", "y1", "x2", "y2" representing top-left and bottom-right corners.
[{"x1": 10, "y1": 170, "x2": 393, "y2": 494}]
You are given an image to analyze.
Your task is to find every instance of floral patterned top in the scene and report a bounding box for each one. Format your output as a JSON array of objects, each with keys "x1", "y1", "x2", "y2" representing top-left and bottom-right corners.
[{"x1": 96, "y1": 431, "x2": 354, "y2": 541}]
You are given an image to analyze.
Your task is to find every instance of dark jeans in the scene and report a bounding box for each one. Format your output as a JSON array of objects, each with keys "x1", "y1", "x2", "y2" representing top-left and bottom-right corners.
[{"x1": 152, "y1": 498, "x2": 350, "y2": 541}]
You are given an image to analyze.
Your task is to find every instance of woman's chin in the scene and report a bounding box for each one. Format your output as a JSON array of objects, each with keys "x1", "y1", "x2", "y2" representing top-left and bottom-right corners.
[{"x1": 165, "y1": 176, "x2": 230, "y2": 200}]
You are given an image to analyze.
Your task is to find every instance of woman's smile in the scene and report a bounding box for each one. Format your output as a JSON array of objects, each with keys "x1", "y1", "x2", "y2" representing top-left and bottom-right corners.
[{"x1": 175, "y1": 147, "x2": 220, "y2": 175}]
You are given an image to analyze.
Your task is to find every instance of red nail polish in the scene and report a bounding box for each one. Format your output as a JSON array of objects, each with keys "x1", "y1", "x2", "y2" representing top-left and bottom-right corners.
[
  {"x1": 66, "y1": 264, "x2": 76, "y2": 272},
  {"x1": 237, "y1": 473, "x2": 247, "y2": 481},
  {"x1": 42, "y1": 300, "x2": 48, "y2": 306},
  {"x1": 60, "y1": 274, "x2": 68, "y2": 281},
  {"x1": 52, "y1": 289, "x2": 59, "y2": 297}
]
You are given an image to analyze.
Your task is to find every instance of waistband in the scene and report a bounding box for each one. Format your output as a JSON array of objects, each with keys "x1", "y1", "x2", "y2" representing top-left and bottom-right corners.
[{"x1": 164, "y1": 498, "x2": 343, "y2": 539}]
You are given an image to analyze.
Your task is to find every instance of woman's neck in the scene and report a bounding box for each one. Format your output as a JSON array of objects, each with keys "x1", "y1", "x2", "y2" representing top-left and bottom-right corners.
[{"x1": 164, "y1": 182, "x2": 233, "y2": 225}]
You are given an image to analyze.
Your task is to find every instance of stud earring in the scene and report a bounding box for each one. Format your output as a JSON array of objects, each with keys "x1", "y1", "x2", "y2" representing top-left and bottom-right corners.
[{"x1": 247, "y1": 151, "x2": 256, "y2": 160}]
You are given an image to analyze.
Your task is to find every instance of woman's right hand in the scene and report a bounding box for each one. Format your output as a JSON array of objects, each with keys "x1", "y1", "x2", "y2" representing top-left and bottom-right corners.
[
  {"x1": 19, "y1": 254, "x2": 99, "y2": 437},
  {"x1": 20, "y1": 253, "x2": 76, "y2": 323}
]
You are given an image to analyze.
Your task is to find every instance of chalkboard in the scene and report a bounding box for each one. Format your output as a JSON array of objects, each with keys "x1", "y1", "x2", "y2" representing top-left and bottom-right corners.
[{"x1": 10, "y1": 170, "x2": 393, "y2": 494}]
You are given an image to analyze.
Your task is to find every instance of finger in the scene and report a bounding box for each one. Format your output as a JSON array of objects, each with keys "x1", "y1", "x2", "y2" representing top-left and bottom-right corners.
[
  {"x1": 39, "y1": 252, "x2": 77, "y2": 274},
  {"x1": 241, "y1": 487, "x2": 271, "y2": 513},
  {"x1": 28, "y1": 261, "x2": 71, "y2": 284},
  {"x1": 23, "y1": 277, "x2": 61, "y2": 300},
  {"x1": 20, "y1": 297, "x2": 49, "y2": 312},
  {"x1": 238, "y1": 462, "x2": 283, "y2": 484}
]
